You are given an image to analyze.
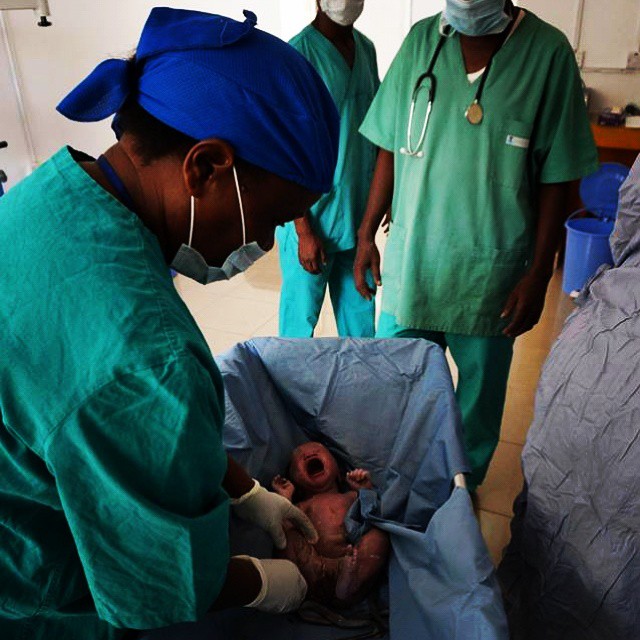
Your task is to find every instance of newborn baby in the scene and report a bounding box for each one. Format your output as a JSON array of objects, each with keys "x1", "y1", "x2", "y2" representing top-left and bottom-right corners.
[{"x1": 272, "y1": 443, "x2": 389, "y2": 607}]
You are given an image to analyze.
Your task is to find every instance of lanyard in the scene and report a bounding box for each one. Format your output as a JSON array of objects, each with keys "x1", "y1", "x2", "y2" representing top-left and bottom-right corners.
[{"x1": 96, "y1": 155, "x2": 136, "y2": 211}]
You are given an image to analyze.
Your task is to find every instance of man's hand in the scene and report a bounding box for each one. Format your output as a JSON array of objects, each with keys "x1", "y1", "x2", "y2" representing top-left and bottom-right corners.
[
  {"x1": 501, "y1": 272, "x2": 550, "y2": 338},
  {"x1": 298, "y1": 230, "x2": 326, "y2": 275},
  {"x1": 353, "y1": 237, "x2": 381, "y2": 301}
]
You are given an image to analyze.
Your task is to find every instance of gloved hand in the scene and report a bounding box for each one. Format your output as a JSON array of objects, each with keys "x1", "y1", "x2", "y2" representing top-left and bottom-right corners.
[
  {"x1": 231, "y1": 479, "x2": 318, "y2": 549},
  {"x1": 239, "y1": 555, "x2": 308, "y2": 613}
]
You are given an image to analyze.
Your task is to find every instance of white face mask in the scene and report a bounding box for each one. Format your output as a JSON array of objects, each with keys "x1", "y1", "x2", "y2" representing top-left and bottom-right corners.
[
  {"x1": 170, "y1": 165, "x2": 267, "y2": 284},
  {"x1": 320, "y1": 0, "x2": 364, "y2": 26}
]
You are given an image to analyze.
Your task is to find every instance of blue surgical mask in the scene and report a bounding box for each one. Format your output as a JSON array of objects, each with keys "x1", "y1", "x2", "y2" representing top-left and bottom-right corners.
[
  {"x1": 171, "y1": 165, "x2": 267, "y2": 284},
  {"x1": 443, "y1": 0, "x2": 511, "y2": 37}
]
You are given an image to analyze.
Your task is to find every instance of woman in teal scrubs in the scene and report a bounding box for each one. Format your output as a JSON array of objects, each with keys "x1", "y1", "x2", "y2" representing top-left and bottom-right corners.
[
  {"x1": 0, "y1": 8, "x2": 339, "y2": 640},
  {"x1": 278, "y1": 0, "x2": 379, "y2": 338},
  {"x1": 354, "y1": 0, "x2": 598, "y2": 490}
]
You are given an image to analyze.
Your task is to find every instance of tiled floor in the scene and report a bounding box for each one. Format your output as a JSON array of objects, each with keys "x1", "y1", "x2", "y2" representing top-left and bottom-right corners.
[
  {"x1": 475, "y1": 271, "x2": 575, "y2": 564},
  {"x1": 175, "y1": 247, "x2": 575, "y2": 567}
]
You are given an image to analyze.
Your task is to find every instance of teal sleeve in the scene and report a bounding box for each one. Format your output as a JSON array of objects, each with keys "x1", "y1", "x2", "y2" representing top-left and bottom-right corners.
[
  {"x1": 533, "y1": 39, "x2": 599, "y2": 184},
  {"x1": 371, "y1": 42, "x2": 381, "y2": 92},
  {"x1": 359, "y1": 26, "x2": 416, "y2": 151},
  {"x1": 44, "y1": 354, "x2": 230, "y2": 630}
]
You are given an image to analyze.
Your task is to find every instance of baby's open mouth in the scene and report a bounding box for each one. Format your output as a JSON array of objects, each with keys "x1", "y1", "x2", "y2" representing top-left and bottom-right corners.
[{"x1": 306, "y1": 457, "x2": 325, "y2": 478}]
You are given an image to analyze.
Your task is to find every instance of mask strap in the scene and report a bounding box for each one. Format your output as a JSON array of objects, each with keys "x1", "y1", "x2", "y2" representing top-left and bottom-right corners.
[
  {"x1": 232, "y1": 164, "x2": 247, "y2": 245},
  {"x1": 188, "y1": 196, "x2": 196, "y2": 247}
]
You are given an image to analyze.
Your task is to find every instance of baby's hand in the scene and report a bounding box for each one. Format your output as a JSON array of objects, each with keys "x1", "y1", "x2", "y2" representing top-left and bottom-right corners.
[
  {"x1": 271, "y1": 475, "x2": 295, "y2": 501},
  {"x1": 346, "y1": 469, "x2": 373, "y2": 491}
]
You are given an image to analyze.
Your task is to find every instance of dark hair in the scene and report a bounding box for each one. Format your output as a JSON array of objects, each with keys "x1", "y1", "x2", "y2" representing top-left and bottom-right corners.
[{"x1": 114, "y1": 99, "x2": 198, "y2": 164}]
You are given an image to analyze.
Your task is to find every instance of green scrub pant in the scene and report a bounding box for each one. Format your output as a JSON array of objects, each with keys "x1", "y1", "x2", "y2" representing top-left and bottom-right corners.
[
  {"x1": 279, "y1": 245, "x2": 375, "y2": 338},
  {"x1": 377, "y1": 312, "x2": 514, "y2": 490}
]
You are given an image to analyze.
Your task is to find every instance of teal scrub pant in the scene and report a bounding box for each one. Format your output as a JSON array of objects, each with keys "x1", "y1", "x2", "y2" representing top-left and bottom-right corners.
[
  {"x1": 279, "y1": 245, "x2": 375, "y2": 338},
  {"x1": 377, "y1": 312, "x2": 514, "y2": 490}
]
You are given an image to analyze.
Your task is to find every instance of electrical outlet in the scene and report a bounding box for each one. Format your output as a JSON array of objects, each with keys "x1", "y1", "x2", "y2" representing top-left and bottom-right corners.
[{"x1": 627, "y1": 51, "x2": 640, "y2": 70}]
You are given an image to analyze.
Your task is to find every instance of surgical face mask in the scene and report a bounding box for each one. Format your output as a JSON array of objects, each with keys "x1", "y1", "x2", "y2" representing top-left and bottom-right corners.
[
  {"x1": 444, "y1": 0, "x2": 511, "y2": 37},
  {"x1": 170, "y1": 166, "x2": 267, "y2": 284},
  {"x1": 320, "y1": 0, "x2": 364, "y2": 27}
]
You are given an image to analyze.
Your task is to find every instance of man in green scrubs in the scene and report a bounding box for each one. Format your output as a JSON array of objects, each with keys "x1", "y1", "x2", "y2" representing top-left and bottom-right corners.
[
  {"x1": 278, "y1": 0, "x2": 379, "y2": 337},
  {"x1": 354, "y1": 0, "x2": 598, "y2": 490},
  {"x1": 0, "y1": 8, "x2": 340, "y2": 639}
]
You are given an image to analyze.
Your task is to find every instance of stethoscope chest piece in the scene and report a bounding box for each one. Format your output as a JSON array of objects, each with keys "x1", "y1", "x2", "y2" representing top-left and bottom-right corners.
[{"x1": 465, "y1": 100, "x2": 484, "y2": 125}]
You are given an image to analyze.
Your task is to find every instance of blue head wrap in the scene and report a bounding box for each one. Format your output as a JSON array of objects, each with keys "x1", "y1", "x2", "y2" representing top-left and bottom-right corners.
[{"x1": 57, "y1": 8, "x2": 340, "y2": 193}]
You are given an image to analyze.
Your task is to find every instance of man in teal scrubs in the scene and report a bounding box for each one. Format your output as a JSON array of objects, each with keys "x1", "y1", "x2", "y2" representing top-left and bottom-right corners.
[
  {"x1": 354, "y1": 0, "x2": 598, "y2": 490},
  {"x1": 0, "y1": 8, "x2": 340, "y2": 639},
  {"x1": 278, "y1": 0, "x2": 379, "y2": 337}
]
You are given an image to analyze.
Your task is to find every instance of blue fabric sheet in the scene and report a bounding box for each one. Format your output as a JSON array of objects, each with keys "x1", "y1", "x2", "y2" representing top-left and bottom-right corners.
[
  {"x1": 498, "y1": 156, "x2": 640, "y2": 639},
  {"x1": 146, "y1": 338, "x2": 507, "y2": 639}
]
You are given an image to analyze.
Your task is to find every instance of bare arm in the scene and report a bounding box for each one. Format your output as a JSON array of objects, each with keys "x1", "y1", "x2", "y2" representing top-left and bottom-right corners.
[
  {"x1": 529, "y1": 182, "x2": 571, "y2": 280},
  {"x1": 223, "y1": 454, "x2": 255, "y2": 499},
  {"x1": 358, "y1": 150, "x2": 395, "y2": 242},
  {"x1": 501, "y1": 181, "x2": 571, "y2": 337},
  {"x1": 353, "y1": 150, "x2": 395, "y2": 299},
  {"x1": 211, "y1": 556, "x2": 262, "y2": 610},
  {"x1": 294, "y1": 212, "x2": 326, "y2": 275}
]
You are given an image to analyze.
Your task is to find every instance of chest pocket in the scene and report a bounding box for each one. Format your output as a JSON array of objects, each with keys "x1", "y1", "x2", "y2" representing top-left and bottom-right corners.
[{"x1": 490, "y1": 119, "x2": 533, "y2": 190}]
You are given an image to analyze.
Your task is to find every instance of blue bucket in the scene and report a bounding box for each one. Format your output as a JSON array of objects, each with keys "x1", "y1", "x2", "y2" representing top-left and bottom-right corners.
[
  {"x1": 563, "y1": 213, "x2": 614, "y2": 294},
  {"x1": 562, "y1": 163, "x2": 629, "y2": 295}
]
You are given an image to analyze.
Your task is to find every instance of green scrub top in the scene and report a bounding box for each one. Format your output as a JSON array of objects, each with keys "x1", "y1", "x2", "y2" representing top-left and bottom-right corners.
[
  {"x1": 278, "y1": 25, "x2": 380, "y2": 253},
  {"x1": 0, "y1": 148, "x2": 230, "y2": 639},
  {"x1": 360, "y1": 11, "x2": 599, "y2": 336}
]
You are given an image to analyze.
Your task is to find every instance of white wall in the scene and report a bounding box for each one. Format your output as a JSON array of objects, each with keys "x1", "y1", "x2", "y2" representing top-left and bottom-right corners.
[
  {"x1": 278, "y1": 0, "x2": 421, "y2": 76},
  {"x1": 517, "y1": 0, "x2": 640, "y2": 112},
  {"x1": 1, "y1": 0, "x2": 638, "y2": 192},
  {"x1": 3, "y1": 1, "x2": 281, "y2": 167},
  {"x1": 0, "y1": 14, "x2": 31, "y2": 189}
]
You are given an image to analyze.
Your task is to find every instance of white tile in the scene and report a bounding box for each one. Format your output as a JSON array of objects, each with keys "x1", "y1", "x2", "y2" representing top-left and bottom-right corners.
[
  {"x1": 175, "y1": 274, "x2": 249, "y2": 311},
  {"x1": 445, "y1": 348, "x2": 459, "y2": 388},
  {"x1": 200, "y1": 327, "x2": 249, "y2": 355},
  {"x1": 227, "y1": 279, "x2": 281, "y2": 305},
  {"x1": 315, "y1": 297, "x2": 338, "y2": 337},
  {"x1": 477, "y1": 510, "x2": 512, "y2": 567},
  {"x1": 476, "y1": 441, "x2": 524, "y2": 517},
  {"x1": 195, "y1": 298, "x2": 279, "y2": 335},
  {"x1": 252, "y1": 315, "x2": 280, "y2": 338}
]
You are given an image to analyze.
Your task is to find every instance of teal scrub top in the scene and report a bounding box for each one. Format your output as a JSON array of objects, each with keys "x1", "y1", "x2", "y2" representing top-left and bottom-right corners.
[
  {"x1": 0, "y1": 148, "x2": 230, "y2": 639},
  {"x1": 360, "y1": 11, "x2": 599, "y2": 336},
  {"x1": 278, "y1": 25, "x2": 380, "y2": 254}
]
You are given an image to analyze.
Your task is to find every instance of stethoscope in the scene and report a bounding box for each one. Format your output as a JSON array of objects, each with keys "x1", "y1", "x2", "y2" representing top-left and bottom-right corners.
[{"x1": 400, "y1": 21, "x2": 516, "y2": 159}]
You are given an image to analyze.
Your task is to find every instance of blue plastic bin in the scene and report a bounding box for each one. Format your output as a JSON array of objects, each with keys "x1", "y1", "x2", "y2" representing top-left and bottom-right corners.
[
  {"x1": 562, "y1": 163, "x2": 629, "y2": 294},
  {"x1": 563, "y1": 214, "x2": 615, "y2": 293}
]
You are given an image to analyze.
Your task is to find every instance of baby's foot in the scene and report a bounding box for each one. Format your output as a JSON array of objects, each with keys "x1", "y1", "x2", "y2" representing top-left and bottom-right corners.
[
  {"x1": 272, "y1": 475, "x2": 295, "y2": 501},
  {"x1": 346, "y1": 469, "x2": 373, "y2": 491},
  {"x1": 335, "y1": 546, "x2": 359, "y2": 601}
]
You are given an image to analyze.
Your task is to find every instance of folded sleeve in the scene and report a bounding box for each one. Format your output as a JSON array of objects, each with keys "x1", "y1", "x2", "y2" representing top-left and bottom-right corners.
[
  {"x1": 533, "y1": 38, "x2": 599, "y2": 184},
  {"x1": 44, "y1": 354, "x2": 229, "y2": 630},
  {"x1": 359, "y1": 25, "x2": 418, "y2": 151}
]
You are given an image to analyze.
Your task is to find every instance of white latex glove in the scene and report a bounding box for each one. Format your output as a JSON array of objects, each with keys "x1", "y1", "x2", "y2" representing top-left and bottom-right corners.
[
  {"x1": 231, "y1": 480, "x2": 318, "y2": 549},
  {"x1": 239, "y1": 555, "x2": 308, "y2": 614}
]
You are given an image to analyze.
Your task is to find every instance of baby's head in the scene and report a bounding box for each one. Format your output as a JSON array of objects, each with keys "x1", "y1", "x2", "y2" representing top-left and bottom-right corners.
[{"x1": 289, "y1": 442, "x2": 340, "y2": 495}]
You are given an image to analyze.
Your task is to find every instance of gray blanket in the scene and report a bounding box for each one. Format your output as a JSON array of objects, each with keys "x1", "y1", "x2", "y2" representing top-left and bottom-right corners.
[{"x1": 498, "y1": 155, "x2": 640, "y2": 639}]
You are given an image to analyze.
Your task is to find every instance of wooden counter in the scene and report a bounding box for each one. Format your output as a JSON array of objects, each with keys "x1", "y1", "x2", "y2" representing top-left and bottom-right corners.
[{"x1": 590, "y1": 122, "x2": 640, "y2": 166}]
